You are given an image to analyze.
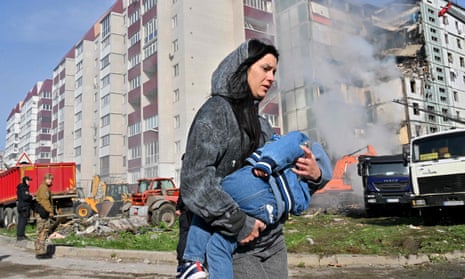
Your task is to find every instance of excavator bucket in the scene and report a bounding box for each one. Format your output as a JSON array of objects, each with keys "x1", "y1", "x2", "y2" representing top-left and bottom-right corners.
[{"x1": 96, "y1": 200, "x2": 115, "y2": 217}]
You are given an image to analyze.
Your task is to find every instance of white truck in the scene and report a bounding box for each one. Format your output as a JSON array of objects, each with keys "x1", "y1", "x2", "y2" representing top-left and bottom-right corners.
[{"x1": 405, "y1": 129, "x2": 465, "y2": 225}]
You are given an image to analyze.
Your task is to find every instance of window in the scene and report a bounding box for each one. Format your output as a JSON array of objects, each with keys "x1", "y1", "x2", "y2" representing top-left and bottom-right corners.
[
  {"x1": 76, "y1": 60, "x2": 83, "y2": 73},
  {"x1": 129, "y1": 9, "x2": 140, "y2": 25},
  {"x1": 173, "y1": 63, "x2": 179, "y2": 77},
  {"x1": 101, "y1": 15, "x2": 111, "y2": 38},
  {"x1": 171, "y1": 15, "x2": 178, "y2": 29},
  {"x1": 75, "y1": 146, "x2": 81, "y2": 156},
  {"x1": 129, "y1": 31, "x2": 141, "y2": 47},
  {"x1": 102, "y1": 94, "x2": 110, "y2": 106},
  {"x1": 101, "y1": 74, "x2": 110, "y2": 88},
  {"x1": 413, "y1": 103, "x2": 419, "y2": 115},
  {"x1": 451, "y1": 71, "x2": 456, "y2": 82},
  {"x1": 442, "y1": 109, "x2": 449, "y2": 121},
  {"x1": 128, "y1": 54, "x2": 140, "y2": 69},
  {"x1": 244, "y1": 0, "x2": 272, "y2": 12},
  {"x1": 454, "y1": 91, "x2": 458, "y2": 102},
  {"x1": 445, "y1": 34, "x2": 449, "y2": 44},
  {"x1": 448, "y1": 53, "x2": 453, "y2": 64},
  {"x1": 143, "y1": 0, "x2": 156, "y2": 13},
  {"x1": 129, "y1": 122, "x2": 141, "y2": 136},
  {"x1": 174, "y1": 115, "x2": 180, "y2": 128},
  {"x1": 102, "y1": 135, "x2": 110, "y2": 146},
  {"x1": 172, "y1": 39, "x2": 179, "y2": 53},
  {"x1": 458, "y1": 38, "x2": 462, "y2": 49},
  {"x1": 145, "y1": 140, "x2": 158, "y2": 164},
  {"x1": 410, "y1": 80, "x2": 416, "y2": 93},
  {"x1": 76, "y1": 77, "x2": 83, "y2": 89},
  {"x1": 100, "y1": 156, "x2": 110, "y2": 175},
  {"x1": 145, "y1": 115, "x2": 158, "y2": 130},
  {"x1": 76, "y1": 94, "x2": 82, "y2": 104},
  {"x1": 144, "y1": 18, "x2": 157, "y2": 43},
  {"x1": 129, "y1": 75, "x2": 141, "y2": 90},
  {"x1": 144, "y1": 41, "x2": 157, "y2": 58},
  {"x1": 75, "y1": 111, "x2": 82, "y2": 122},
  {"x1": 460, "y1": 57, "x2": 464, "y2": 67},
  {"x1": 74, "y1": 129, "x2": 82, "y2": 139},
  {"x1": 173, "y1": 88, "x2": 180, "y2": 102},
  {"x1": 101, "y1": 114, "x2": 110, "y2": 127},
  {"x1": 130, "y1": 145, "x2": 141, "y2": 159},
  {"x1": 76, "y1": 43, "x2": 83, "y2": 56},
  {"x1": 101, "y1": 54, "x2": 110, "y2": 69}
]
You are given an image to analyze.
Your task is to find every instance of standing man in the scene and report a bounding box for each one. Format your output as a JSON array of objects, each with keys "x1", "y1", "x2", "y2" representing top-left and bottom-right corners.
[
  {"x1": 16, "y1": 176, "x2": 33, "y2": 241},
  {"x1": 175, "y1": 193, "x2": 193, "y2": 266},
  {"x1": 35, "y1": 173, "x2": 54, "y2": 259}
]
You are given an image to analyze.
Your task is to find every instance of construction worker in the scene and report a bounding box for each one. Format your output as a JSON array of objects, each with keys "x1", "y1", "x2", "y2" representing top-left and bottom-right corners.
[{"x1": 34, "y1": 173, "x2": 54, "y2": 259}]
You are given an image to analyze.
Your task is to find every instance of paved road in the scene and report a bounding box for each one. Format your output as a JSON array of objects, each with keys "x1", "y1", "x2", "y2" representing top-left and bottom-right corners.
[{"x1": 1, "y1": 237, "x2": 465, "y2": 278}]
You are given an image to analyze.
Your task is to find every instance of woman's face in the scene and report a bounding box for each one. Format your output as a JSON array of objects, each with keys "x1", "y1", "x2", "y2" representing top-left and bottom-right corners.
[{"x1": 247, "y1": 53, "x2": 277, "y2": 100}]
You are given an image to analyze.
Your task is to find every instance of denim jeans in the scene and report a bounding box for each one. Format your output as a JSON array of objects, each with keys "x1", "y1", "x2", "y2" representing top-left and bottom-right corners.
[{"x1": 183, "y1": 166, "x2": 281, "y2": 278}]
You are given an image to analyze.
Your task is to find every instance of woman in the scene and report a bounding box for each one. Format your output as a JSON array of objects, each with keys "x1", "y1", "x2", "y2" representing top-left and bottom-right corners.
[{"x1": 180, "y1": 39, "x2": 325, "y2": 278}]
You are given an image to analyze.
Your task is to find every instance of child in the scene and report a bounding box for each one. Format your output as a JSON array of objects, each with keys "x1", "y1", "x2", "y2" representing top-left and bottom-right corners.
[{"x1": 176, "y1": 131, "x2": 332, "y2": 279}]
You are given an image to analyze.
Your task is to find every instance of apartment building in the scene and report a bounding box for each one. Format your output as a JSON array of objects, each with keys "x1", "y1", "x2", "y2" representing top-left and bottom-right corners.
[
  {"x1": 124, "y1": 0, "x2": 275, "y2": 184},
  {"x1": 274, "y1": 0, "x2": 465, "y2": 157},
  {"x1": 35, "y1": 79, "x2": 53, "y2": 163},
  {"x1": 4, "y1": 0, "x2": 276, "y2": 191},
  {"x1": 369, "y1": 0, "x2": 465, "y2": 140},
  {"x1": 4, "y1": 80, "x2": 53, "y2": 166},
  {"x1": 5, "y1": 103, "x2": 22, "y2": 166}
]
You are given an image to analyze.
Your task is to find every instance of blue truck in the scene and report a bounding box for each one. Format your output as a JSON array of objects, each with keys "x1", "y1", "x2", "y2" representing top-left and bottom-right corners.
[{"x1": 357, "y1": 154, "x2": 412, "y2": 216}]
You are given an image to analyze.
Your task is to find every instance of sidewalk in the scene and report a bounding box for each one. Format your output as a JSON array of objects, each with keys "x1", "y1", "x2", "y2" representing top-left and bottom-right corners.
[{"x1": 3, "y1": 235, "x2": 465, "y2": 268}]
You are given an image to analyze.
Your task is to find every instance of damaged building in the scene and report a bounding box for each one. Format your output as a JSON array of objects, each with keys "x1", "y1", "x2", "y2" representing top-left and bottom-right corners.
[
  {"x1": 371, "y1": 0, "x2": 465, "y2": 142},
  {"x1": 274, "y1": 0, "x2": 465, "y2": 157}
]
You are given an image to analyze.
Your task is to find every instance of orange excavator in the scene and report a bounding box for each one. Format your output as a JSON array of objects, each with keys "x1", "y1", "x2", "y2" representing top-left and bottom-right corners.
[{"x1": 316, "y1": 145, "x2": 377, "y2": 194}]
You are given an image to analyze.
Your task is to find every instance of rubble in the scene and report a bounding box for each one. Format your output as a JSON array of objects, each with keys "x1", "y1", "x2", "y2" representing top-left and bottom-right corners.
[{"x1": 50, "y1": 215, "x2": 149, "y2": 238}]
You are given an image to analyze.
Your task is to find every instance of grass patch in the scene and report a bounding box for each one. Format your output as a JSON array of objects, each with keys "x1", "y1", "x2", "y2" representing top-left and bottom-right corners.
[
  {"x1": 284, "y1": 213, "x2": 465, "y2": 256},
  {"x1": 2, "y1": 213, "x2": 465, "y2": 256}
]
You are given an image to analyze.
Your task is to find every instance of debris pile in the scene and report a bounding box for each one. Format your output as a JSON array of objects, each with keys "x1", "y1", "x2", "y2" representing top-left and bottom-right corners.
[{"x1": 49, "y1": 215, "x2": 149, "y2": 239}]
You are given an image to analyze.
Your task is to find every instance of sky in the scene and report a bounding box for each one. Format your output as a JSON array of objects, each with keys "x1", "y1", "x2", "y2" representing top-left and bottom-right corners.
[
  {"x1": 0, "y1": 0, "x2": 115, "y2": 149},
  {"x1": 1, "y1": 0, "x2": 465, "y2": 150}
]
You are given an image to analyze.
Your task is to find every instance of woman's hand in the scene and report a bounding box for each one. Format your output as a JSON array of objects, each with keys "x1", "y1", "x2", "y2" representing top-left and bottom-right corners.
[
  {"x1": 292, "y1": 145, "x2": 322, "y2": 182},
  {"x1": 239, "y1": 219, "x2": 266, "y2": 245}
]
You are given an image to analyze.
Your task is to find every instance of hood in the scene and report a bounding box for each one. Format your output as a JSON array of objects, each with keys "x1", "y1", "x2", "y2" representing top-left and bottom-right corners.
[{"x1": 211, "y1": 40, "x2": 250, "y2": 100}]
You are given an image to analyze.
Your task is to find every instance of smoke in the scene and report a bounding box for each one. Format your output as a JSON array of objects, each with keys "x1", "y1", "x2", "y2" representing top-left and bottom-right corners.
[{"x1": 296, "y1": 2, "x2": 408, "y2": 208}]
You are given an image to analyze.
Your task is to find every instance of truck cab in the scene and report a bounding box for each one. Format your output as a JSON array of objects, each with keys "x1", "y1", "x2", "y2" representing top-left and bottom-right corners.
[
  {"x1": 357, "y1": 154, "x2": 412, "y2": 216},
  {"x1": 406, "y1": 129, "x2": 465, "y2": 225}
]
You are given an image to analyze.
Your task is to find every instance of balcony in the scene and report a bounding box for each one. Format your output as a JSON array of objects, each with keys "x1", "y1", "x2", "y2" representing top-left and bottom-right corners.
[
  {"x1": 128, "y1": 88, "x2": 141, "y2": 108},
  {"x1": 143, "y1": 54, "x2": 157, "y2": 74},
  {"x1": 143, "y1": 76, "x2": 157, "y2": 100},
  {"x1": 244, "y1": 5, "x2": 272, "y2": 21}
]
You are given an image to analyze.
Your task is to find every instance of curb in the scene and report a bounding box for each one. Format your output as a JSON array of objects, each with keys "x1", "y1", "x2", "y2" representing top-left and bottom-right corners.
[{"x1": 3, "y1": 235, "x2": 465, "y2": 267}]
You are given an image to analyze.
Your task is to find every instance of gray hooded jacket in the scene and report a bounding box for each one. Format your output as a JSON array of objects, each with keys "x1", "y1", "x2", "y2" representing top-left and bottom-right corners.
[{"x1": 180, "y1": 40, "x2": 274, "y2": 243}]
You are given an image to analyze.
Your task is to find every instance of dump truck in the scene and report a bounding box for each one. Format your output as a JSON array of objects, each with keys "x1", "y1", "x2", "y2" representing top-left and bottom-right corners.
[
  {"x1": 405, "y1": 128, "x2": 465, "y2": 225},
  {"x1": 129, "y1": 177, "x2": 179, "y2": 227},
  {"x1": 357, "y1": 154, "x2": 412, "y2": 216},
  {"x1": 0, "y1": 162, "x2": 77, "y2": 227},
  {"x1": 75, "y1": 175, "x2": 132, "y2": 218}
]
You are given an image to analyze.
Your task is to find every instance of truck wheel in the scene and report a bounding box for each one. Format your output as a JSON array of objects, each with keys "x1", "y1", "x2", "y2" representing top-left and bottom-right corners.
[
  {"x1": 76, "y1": 203, "x2": 94, "y2": 218},
  {"x1": 0, "y1": 208, "x2": 4, "y2": 228},
  {"x1": 11, "y1": 207, "x2": 18, "y2": 224},
  {"x1": 151, "y1": 203, "x2": 176, "y2": 228},
  {"x1": 3, "y1": 208, "x2": 12, "y2": 228}
]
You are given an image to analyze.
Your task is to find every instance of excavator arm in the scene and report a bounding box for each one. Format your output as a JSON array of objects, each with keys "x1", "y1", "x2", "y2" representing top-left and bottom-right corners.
[{"x1": 316, "y1": 145, "x2": 377, "y2": 194}]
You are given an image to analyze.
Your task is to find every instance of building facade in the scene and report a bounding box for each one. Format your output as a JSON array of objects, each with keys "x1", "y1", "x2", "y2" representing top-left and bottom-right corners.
[
  {"x1": 274, "y1": 0, "x2": 465, "y2": 158},
  {"x1": 5, "y1": 0, "x2": 276, "y2": 194}
]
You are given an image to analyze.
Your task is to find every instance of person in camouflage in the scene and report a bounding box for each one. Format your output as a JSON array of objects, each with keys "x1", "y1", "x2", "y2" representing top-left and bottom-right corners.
[{"x1": 34, "y1": 173, "x2": 55, "y2": 259}]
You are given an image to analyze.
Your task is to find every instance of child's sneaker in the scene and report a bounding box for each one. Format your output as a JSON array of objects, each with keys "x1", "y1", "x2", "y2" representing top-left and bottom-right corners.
[{"x1": 176, "y1": 261, "x2": 208, "y2": 279}]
